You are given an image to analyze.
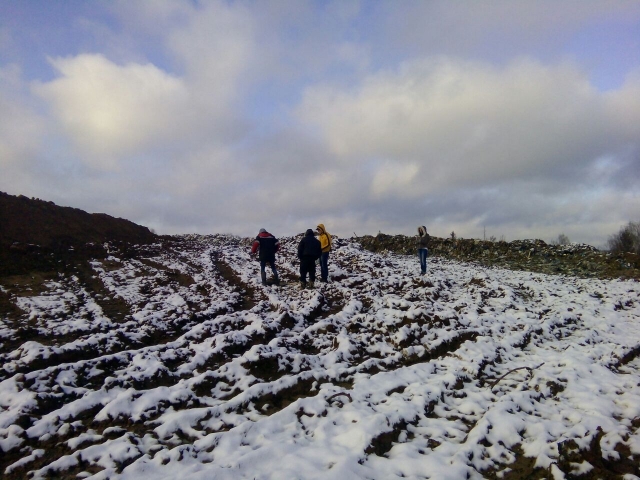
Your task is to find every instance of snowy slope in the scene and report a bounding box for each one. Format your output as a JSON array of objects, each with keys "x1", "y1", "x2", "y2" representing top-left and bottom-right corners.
[{"x1": 1, "y1": 235, "x2": 639, "y2": 479}]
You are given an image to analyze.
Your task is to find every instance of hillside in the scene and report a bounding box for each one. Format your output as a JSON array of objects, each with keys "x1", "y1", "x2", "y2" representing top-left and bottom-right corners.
[
  {"x1": 0, "y1": 192, "x2": 157, "y2": 275},
  {"x1": 1, "y1": 234, "x2": 639, "y2": 479}
]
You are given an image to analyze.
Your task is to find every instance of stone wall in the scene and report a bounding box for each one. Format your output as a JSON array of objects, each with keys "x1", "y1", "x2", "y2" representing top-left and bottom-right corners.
[{"x1": 354, "y1": 233, "x2": 640, "y2": 280}]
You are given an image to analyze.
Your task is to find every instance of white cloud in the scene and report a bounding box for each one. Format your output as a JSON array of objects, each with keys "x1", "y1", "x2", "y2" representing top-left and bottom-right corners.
[
  {"x1": 371, "y1": 162, "x2": 420, "y2": 198},
  {"x1": 33, "y1": 54, "x2": 189, "y2": 169},
  {"x1": 607, "y1": 69, "x2": 640, "y2": 141},
  {"x1": 0, "y1": 65, "x2": 46, "y2": 168},
  {"x1": 29, "y1": 1, "x2": 262, "y2": 173},
  {"x1": 298, "y1": 58, "x2": 639, "y2": 194},
  {"x1": 166, "y1": 1, "x2": 256, "y2": 108}
]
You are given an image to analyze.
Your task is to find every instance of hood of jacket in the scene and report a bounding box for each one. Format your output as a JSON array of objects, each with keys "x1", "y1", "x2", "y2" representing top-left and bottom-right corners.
[
  {"x1": 317, "y1": 224, "x2": 326, "y2": 235},
  {"x1": 305, "y1": 229, "x2": 314, "y2": 237}
]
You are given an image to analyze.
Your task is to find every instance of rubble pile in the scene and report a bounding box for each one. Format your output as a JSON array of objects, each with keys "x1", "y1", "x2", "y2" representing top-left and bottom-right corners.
[{"x1": 355, "y1": 233, "x2": 640, "y2": 279}]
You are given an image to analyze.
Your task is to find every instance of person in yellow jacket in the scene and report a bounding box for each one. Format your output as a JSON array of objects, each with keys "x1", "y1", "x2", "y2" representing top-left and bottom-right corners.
[{"x1": 316, "y1": 223, "x2": 332, "y2": 282}]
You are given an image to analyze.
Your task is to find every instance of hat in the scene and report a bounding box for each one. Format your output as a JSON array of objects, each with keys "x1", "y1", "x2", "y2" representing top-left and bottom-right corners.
[{"x1": 259, "y1": 228, "x2": 266, "y2": 233}]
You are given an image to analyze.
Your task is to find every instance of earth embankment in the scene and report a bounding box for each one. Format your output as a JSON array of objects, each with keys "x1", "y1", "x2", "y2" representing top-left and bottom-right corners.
[{"x1": 0, "y1": 191, "x2": 157, "y2": 275}]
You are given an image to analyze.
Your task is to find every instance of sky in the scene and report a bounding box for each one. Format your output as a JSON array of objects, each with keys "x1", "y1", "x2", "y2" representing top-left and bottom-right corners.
[{"x1": 1, "y1": 0, "x2": 639, "y2": 247}]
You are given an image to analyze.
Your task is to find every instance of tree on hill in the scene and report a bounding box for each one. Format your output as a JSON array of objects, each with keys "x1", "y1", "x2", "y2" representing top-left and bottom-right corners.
[
  {"x1": 608, "y1": 221, "x2": 640, "y2": 254},
  {"x1": 551, "y1": 234, "x2": 570, "y2": 245}
]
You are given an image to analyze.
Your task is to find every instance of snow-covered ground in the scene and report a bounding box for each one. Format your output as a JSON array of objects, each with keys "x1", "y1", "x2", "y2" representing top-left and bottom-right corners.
[{"x1": 1, "y1": 235, "x2": 639, "y2": 479}]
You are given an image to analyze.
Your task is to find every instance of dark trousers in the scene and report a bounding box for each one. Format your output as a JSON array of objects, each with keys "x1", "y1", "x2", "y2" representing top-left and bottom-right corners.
[
  {"x1": 260, "y1": 260, "x2": 279, "y2": 283},
  {"x1": 320, "y1": 252, "x2": 330, "y2": 281},
  {"x1": 299, "y1": 257, "x2": 317, "y2": 283},
  {"x1": 418, "y1": 248, "x2": 428, "y2": 274}
]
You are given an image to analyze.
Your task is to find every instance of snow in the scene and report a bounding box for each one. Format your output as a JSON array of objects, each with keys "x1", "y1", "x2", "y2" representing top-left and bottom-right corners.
[{"x1": 0, "y1": 235, "x2": 639, "y2": 478}]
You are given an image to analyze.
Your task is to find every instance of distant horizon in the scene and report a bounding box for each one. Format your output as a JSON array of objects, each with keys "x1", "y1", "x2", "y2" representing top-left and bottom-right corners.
[{"x1": 4, "y1": 189, "x2": 617, "y2": 251}]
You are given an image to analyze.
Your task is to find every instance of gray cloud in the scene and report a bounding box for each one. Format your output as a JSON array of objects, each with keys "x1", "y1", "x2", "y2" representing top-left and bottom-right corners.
[{"x1": 375, "y1": 1, "x2": 640, "y2": 63}]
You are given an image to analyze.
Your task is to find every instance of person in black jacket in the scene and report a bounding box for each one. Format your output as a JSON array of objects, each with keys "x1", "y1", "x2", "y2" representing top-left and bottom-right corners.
[
  {"x1": 417, "y1": 225, "x2": 430, "y2": 274},
  {"x1": 298, "y1": 229, "x2": 322, "y2": 289},
  {"x1": 251, "y1": 228, "x2": 280, "y2": 285}
]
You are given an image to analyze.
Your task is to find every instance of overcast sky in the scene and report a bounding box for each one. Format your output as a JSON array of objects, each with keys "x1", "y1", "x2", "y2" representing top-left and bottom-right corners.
[{"x1": 1, "y1": 1, "x2": 639, "y2": 246}]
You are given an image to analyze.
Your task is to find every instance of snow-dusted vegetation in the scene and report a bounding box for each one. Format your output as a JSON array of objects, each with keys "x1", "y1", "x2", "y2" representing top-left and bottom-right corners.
[{"x1": 1, "y1": 235, "x2": 639, "y2": 479}]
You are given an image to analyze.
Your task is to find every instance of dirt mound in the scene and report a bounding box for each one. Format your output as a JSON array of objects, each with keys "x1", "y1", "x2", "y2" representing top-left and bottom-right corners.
[
  {"x1": 0, "y1": 192, "x2": 157, "y2": 276},
  {"x1": 0, "y1": 192, "x2": 156, "y2": 248},
  {"x1": 356, "y1": 233, "x2": 640, "y2": 280}
]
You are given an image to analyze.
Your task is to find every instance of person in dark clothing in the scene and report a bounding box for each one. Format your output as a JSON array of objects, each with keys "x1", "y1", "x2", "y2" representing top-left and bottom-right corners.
[
  {"x1": 298, "y1": 229, "x2": 322, "y2": 289},
  {"x1": 251, "y1": 228, "x2": 280, "y2": 285},
  {"x1": 417, "y1": 225, "x2": 430, "y2": 274}
]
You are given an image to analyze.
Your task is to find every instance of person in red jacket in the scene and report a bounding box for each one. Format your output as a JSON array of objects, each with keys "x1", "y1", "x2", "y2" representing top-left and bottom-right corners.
[{"x1": 251, "y1": 228, "x2": 280, "y2": 285}]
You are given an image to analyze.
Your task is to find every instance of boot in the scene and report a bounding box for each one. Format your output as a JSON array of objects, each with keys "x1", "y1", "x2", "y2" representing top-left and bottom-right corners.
[
  {"x1": 300, "y1": 281, "x2": 307, "y2": 290},
  {"x1": 309, "y1": 281, "x2": 315, "y2": 289}
]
